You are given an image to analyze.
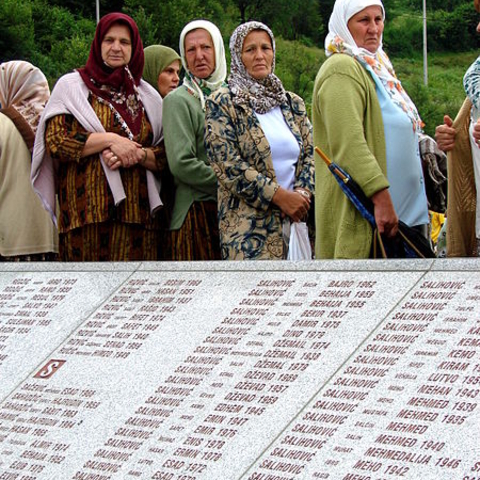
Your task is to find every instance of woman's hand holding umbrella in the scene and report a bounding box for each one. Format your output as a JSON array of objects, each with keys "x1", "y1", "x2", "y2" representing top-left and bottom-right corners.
[{"x1": 371, "y1": 188, "x2": 398, "y2": 238}]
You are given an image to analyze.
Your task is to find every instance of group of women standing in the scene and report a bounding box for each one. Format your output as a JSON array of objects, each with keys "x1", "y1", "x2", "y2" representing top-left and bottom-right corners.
[
  {"x1": 27, "y1": 12, "x2": 316, "y2": 262},
  {"x1": 4, "y1": 0, "x2": 465, "y2": 262}
]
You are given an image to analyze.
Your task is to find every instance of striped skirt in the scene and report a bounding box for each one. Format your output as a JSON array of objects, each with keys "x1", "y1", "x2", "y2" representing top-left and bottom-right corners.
[
  {"x1": 170, "y1": 201, "x2": 221, "y2": 261},
  {"x1": 0, "y1": 252, "x2": 58, "y2": 262},
  {"x1": 60, "y1": 222, "x2": 159, "y2": 262}
]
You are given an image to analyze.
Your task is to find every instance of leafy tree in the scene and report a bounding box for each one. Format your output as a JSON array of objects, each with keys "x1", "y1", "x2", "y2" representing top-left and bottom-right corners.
[
  {"x1": 427, "y1": 4, "x2": 479, "y2": 51},
  {"x1": 31, "y1": 0, "x2": 95, "y2": 54},
  {"x1": 275, "y1": 38, "x2": 325, "y2": 110},
  {"x1": 317, "y1": 0, "x2": 335, "y2": 39},
  {"x1": 124, "y1": 0, "x2": 228, "y2": 50},
  {"x1": 231, "y1": 0, "x2": 264, "y2": 23},
  {"x1": 0, "y1": 0, "x2": 35, "y2": 61},
  {"x1": 403, "y1": 0, "x2": 466, "y2": 13},
  {"x1": 42, "y1": 0, "x2": 125, "y2": 18},
  {"x1": 263, "y1": 0, "x2": 323, "y2": 44}
]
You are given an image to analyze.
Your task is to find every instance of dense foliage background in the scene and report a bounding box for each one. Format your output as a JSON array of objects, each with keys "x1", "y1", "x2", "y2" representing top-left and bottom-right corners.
[{"x1": 1, "y1": 0, "x2": 478, "y2": 136}]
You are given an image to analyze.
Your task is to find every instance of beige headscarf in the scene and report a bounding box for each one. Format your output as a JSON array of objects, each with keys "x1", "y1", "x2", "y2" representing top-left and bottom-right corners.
[{"x1": 0, "y1": 60, "x2": 50, "y2": 134}]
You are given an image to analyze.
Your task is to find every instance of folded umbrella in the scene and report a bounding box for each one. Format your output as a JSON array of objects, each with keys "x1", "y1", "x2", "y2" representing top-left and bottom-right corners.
[
  {"x1": 315, "y1": 146, "x2": 436, "y2": 259},
  {"x1": 315, "y1": 146, "x2": 375, "y2": 226}
]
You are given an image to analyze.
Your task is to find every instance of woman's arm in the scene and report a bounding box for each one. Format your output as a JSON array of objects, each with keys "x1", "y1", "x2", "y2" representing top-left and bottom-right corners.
[
  {"x1": 371, "y1": 188, "x2": 398, "y2": 237},
  {"x1": 270, "y1": 187, "x2": 310, "y2": 222},
  {"x1": 289, "y1": 93, "x2": 315, "y2": 198},
  {"x1": 163, "y1": 91, "x2": 217, "y2": 196},
  {"x1": 205, "y1": 93, "x2": 282, "y2": 211},
  {"x1": 45, "y1": 114, "x2": 90, "y2": 163},
  {"x1": 102, "y1": 141, "x2": 166, "y2": 172},
  {"x1": 46, "y1": 114, "x2": 143, "y2": 168},
  {"x1": 318, "y1": 61, "x2": 396, "y2": 234}
]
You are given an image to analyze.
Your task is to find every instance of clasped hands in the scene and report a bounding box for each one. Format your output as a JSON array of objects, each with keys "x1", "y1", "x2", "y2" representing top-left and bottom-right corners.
[
  {"x1": 102, "y1": 136, "x2": 145, "y2": 170},
  {"x1": 272, "y1": 187, "x2": 311, "y2": 223}
]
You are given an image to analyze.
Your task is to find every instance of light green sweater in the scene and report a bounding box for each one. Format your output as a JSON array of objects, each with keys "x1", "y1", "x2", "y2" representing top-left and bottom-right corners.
[
  {"x1": 313, "y1": 53, "x2": 390, "y2": 259},
  {"x1": 163, "y1": 86, "x2": 217, "y2": 230}
]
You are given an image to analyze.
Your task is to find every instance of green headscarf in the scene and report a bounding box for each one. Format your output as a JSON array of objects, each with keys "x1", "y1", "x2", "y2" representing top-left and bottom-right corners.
[{"x1": 143, "y1": 45, "x2": 181, "y2": 95}]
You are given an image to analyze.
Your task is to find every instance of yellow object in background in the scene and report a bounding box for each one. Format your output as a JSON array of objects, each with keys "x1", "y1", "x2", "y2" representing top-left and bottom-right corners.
[{"x1": 430, "y1": 211, "x2": 446, "y2": 244}]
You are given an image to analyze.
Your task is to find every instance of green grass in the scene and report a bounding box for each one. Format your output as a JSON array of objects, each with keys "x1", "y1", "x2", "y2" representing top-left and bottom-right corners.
[{"x1": 383, "y1": 51, "x2": 478, "y2": 137}]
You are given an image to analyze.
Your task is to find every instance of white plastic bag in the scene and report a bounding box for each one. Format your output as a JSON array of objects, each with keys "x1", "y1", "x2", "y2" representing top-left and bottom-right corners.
[{"x1": 287, "y1": 222, "x2": 312, "y2": 260}]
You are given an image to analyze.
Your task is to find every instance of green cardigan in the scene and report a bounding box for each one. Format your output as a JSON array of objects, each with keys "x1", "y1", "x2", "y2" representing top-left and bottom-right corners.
[
  {"x1": 313, "y1": 54, "x2": 390, "y2": 259},
  {"x1": 163, "y1": 86, "x2": 217, "y2": 230}
]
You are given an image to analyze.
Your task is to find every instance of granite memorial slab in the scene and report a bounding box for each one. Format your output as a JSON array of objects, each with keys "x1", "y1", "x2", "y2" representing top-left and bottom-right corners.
[{"x1": 0, "y1": 260, "x2": 478, "y2": 480}]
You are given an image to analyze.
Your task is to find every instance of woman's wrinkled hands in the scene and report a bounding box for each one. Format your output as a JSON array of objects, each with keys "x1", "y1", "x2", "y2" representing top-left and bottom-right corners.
[
  {"x1": 272, "y1": 187, "x2": 311, "y2": 223},
  {"x1": 103, "y1": 134, "x2": 143, "y2": 170},
  {"x1": 371, "y1": 188, "x2": 398, "y2": 238},
  {"x1": 435, "y1": 115, "x2": 456, "y2": 152}
]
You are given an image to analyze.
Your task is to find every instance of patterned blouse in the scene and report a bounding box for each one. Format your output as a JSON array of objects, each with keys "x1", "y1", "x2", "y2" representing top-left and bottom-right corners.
[
  {"x1": 205, "y1": 88, "x2": 314, "y2": 260},
  {"x1": 45, "y1": 96, "x2": 167, "y2": 234},
  {"x1": 464, "y1": 56, "x2": 480, "y2": 119}
]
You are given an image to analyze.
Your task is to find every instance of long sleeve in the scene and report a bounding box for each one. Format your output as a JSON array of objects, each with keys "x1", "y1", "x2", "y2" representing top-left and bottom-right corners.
[
  {"x1": 45, "y1": 114, "x2": 89, "y2": 163},
  {"x1": 163, "y1": 88, "x2": 217, "y2": 196},
  {"x1": 205, "y1": 91, "x2": 279, "y2": 211}
]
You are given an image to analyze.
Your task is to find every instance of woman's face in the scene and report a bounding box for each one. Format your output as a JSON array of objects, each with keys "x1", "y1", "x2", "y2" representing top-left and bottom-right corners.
[
  {"x1": 157, "y1": 60, "x2": 181, "y2": 97},
  {"x1": 184, "y1": 29, "x2": 215, "y2": 79},
  {"x1": 347, "y1": 5, "x2": 384, "y2": 53},
  {"x1": 241, "y1": 30, "x2": 274, "y2": 80},
  {"x1": 101, "y1": 23, "x2": 132, "y2": 68}
]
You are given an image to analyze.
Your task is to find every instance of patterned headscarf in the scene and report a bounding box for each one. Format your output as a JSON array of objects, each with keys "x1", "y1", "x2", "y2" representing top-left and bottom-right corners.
[
  {"x1": 179, "y1": 20, "x2": 227, "y2": 110},
  {"x1": 77, "y1": 12, "x2": 145, "y2": 136},
  {"x1": 228, "y1": 21, "x2": 287, "y2": 114},
  {"x1": 143, "y1": 45, "x2": 181, "y2": 96},
  {"x1": 325, "y1": 0, "x2": 423, "y2": 133},
  {"x1": 0, "y1": 60, "x2": 50, "y2": 135}
]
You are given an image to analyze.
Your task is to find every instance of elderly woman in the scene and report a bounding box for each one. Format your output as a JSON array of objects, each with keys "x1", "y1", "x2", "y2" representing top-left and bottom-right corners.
[
  {"x1": 143, "y1": 45, "x2": 181, "y2": 98},
  {"x1": 32, "y1": 13, "x2": 168, "y2": 261},
  {"x1": 204, "y1": 21, "x2": 314, "y2": 260},
  {"x1": 435, "y1": 0, "x2": 480, "y2": 257},
  {"x1": 313, "y1": 0, "x2": 429, "y2": 259},
  {"x1": 162, "y1": 20, "x2": 227, "y2": 260},
  {"x1": 0, "y1": 61, "x2": 58, "y2": 261}
]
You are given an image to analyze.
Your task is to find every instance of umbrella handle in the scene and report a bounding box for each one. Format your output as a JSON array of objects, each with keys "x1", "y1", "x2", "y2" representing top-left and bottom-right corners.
[
  {"x1": 315, "y1": 146, "x2": 332, "y2": 166},
  {"x1": 315, "y1": 146, "x2": 348, "y2": 182}
]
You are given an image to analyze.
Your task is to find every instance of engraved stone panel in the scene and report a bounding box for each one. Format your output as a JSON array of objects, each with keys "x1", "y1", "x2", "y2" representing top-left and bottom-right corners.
[{"x1": 0, "y1": 260, "x2": 478, "y2": 479}]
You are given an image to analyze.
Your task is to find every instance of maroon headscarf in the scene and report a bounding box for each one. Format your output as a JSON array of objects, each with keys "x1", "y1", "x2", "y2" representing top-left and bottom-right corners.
[{"x1": 78, "y1": 12, "x2": 145, "y2": 135}]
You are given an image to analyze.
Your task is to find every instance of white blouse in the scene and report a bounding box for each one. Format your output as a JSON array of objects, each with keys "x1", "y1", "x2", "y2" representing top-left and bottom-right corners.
[{"x1": 255, "y1": 106, "x2": 300, "y2": 191}]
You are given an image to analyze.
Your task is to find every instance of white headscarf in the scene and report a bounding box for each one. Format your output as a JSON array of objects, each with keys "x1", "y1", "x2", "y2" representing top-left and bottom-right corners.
[
  {"x1": 179, "y1": 19, "x2": 227, "y2": 110},
  {"x1": 325, "y1": 0, "x2": 422, "y2": 133},
  {"x1": 325, "y1": 0, "x2": 385, "y2": 57}
]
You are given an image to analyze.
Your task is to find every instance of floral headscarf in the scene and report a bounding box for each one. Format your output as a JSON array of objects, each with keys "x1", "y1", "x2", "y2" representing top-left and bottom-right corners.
[
  {"x1": 325, "y1": 0, "x2": 423, "y2": 132},
  {"x1": 0, "y1": 60, "x2": 50, "y2": 135},
  {"x1": 228, "y1": 21, "x2": 287, "y2": 114},
  {"x1": 179, "y1": 20, "x2": 227, "y2": 110},
  {"x1": 77, "y1": 12, "x2": 145, "y2": 136},
  {"x1": 143, "y1": 45, "x2": 181, "y2": 96}
]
